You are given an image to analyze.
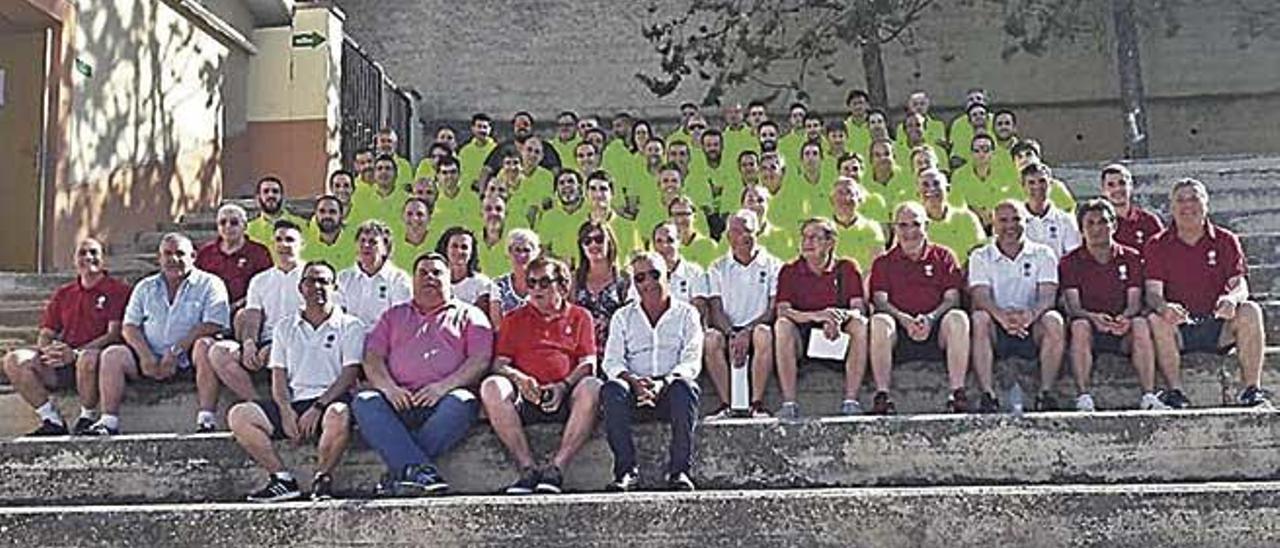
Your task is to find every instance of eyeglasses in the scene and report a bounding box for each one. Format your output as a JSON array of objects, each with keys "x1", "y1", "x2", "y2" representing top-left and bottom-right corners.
[
  {"x1": 526, "y1": 276, "x2": 563, "y2": 289},
  {"x1": 581, "y1": 234, "x2": 606, "y2": 246},
  {"x1": 633, "y1": 269, "x2": 662, "y2": 283},
  {"x1": 302, "y1": 276, "x2": 334, "y2": 285}
]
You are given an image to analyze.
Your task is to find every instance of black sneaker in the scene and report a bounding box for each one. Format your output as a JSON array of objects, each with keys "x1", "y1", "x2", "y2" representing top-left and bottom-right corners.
[
  {"x1": 1238, "y1": 385, "x2": 1271, "y2": 407},
  {"x1": 667, "y1": 472, "x2": 696, "y2": 491},
  {"x1": 397, "y1": 464, "x2": 449, "y2": 496},
  {"x1": 870, "y1": 391, "x2": 896, "y2": 415},
  {"x1": 85, "y1": 423, "x2": 119, "y2": 436},
  {"x1": 196, "y1": 422, "x2": 217, "y2": 433},
  {"x1": 607, "y1": 469, "x2": 639, "y2": 492},
  {"x1": 310, "y1": 473, "x2": 334, "y2": 501},
  {"x1": 28, "y1": 419, "x2": 69, "y2": 437},
  {"x1": 247, "y1": 475, "x2": 302, "y2": 503},
  {"x1": 71, "y1": 417, "x2": 96, "y2": 435},
  {"x1": 1035, "y1": 391, "x2": 1060, "y2": 412},
  {"x1": 535, "y1": 466, "x2": 564, "y2": 494},
  {"x1": 977, "y1": 392, "x2": 1000, "y2": 414},
  {"x1": 373, "y1": 472, "x2": 396, "y2": 497},
  {"x1": 505, "y1": 467, "x2": 540, "y2": 495},
  {"x1": 947, "y1": 389, "x2": 970, "y2": 413},
  {"x1": 1159, "y1": 388, "x2": 1191, "y2": 409}
]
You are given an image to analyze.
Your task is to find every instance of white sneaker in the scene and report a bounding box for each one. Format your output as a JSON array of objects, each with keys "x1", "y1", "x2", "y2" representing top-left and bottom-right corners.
[
  {"x1": 1140, "y1": 392, "x2": 1171, "y2": 411},
  {"x1": 1075, "y1": 393, "x2": 1096, "y2": 412},
  {"x1": 777, "y1": 401, "x2": 801, "y2": 420}
]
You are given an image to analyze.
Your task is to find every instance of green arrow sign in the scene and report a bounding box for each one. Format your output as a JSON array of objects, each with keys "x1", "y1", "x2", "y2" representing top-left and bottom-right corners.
[{"x1": 292, "y1": 31, "x2": 326, "y2": 49}]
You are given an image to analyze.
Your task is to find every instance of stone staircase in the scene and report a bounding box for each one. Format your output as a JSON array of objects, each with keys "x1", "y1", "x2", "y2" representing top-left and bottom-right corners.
[{"x1": 2, "y1": 155, "x2": 1280, "y2": 545}]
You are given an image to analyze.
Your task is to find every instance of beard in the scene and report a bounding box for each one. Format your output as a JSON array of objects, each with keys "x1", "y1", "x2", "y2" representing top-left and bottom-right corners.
[
  {"x1": 259, "y1": 198, "x2": 281, "y2": 215},
  {"x1": 318, "y1": 218, "x2": 341, "y2": 234}
]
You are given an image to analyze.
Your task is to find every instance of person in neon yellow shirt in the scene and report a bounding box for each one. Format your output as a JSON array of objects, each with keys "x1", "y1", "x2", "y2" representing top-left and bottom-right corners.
[
  {"x1": 513, "y1": 135, "x2": 557, "y2": 227},
  {"x1": 895, "y1": 91, "x2": 947, "y2": 150},
  {"x1": 666, "y1": 101, "x2": 701, "y2": 143},
  {"x1": 836, "y1": 152, "x2": 891, "y2": 224},
  {"x1": 486, "y1": 148, "x2": 536, "y2": 230},
  {"x1": 666, "y1": 139, "x2": 711, "y2": 209},
  {"x1": 918, "y1": 169, "x2": 986, "y2": 266},
  {"x1": 302, "y1": 195, "x2": 357, "y2": 270},
  {"x1": 428, "y1": 156, "x2": 481, "y2": 235},
  {"x1": 601, "y1": 113, "x2": 635, "y2": 176},
  {"x1": 1010, "y1": 139, "x2": 1076, "y2": 213},
  {"x1": 742, "y1": 183, "x2": 796, "y2": 259},
  {"x1": 458, "y1": 113, "x2": 497, "y2": 190},
  {"x1": 327, "y1": 170, "x2": 357, "y2": 226},
  {"x1": 829, "y1": 176, "x2": 888, "y2": 271},
  {"x1": 536, "y1": 169, "x2": 590, "y2": 259},
  {"x1": 245, "y1": 176, "x2": 308, "y2": 251},
  {"x1": 413, "y1": 141, "x2": 454, "y2": 180},
  {"x1": 775, "y1": 140, "x2": 836, "y2": 229},
  {"x1": 348, "y1": 154, "x2": 409, "y2": 227},
  {"x1": 475, "y1": 194, "x2": 516, "y2": 277},
  {"x1": 907, "y1": 145, "x2": 966, "y2": 210},
  {"x1": 721, "y1": 102, "x2": 754, "y2": 160},
  {"x1": 755, "y1": 120, "x2": 780, "y2": 156},
  {"x1": 690, "y1": 129, "x2": 738, "y2": 217},
  {"x1": 549, "y1": 111, "x2": 581, "y2": 169},
  {"x1": 843, "y1": 89, "x2": 873, "y2": 158},
  {"x1": 992, "y1": 109, "x2": 1020, "y2": 156},
  {"x1": 952, "y1": 134, "x2": 1020, "y2": 230},
  {"x1": 352, "y1": 148, "x2": 377, "y2": 191},
  {"x1": 574, "y1": 170, "x2": 639, "y2": 259},
  {"x1": 390, "y1": 198, "x2": 438, "y2": 271},
  {"x1": 863, "y1": 140, "x2": 916, "y2": 223},
  {"x1": 949, "y1": 102, "x2": 993, "y2": 167},
  {"x1": 616, "y1": 135, "x2": 666, "y2": 226},
  {"x1": 895, "y1": 112, "x2": 949, "y2": 173},
  {"x1": 778, "y1": 102, "x2": 809, "y2": 165},
  {"x1": 667, "y1": 195, "x2": 723, "y2": 268},
  {"x1": 374, "y1": 127, "x2": 413, "y2": 187}
]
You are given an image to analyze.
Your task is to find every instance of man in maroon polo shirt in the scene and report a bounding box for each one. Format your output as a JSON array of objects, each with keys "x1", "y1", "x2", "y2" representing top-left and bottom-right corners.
[
  {"x1": 3, "y1": 238, "x2": 132, "y2": 435},
  {"x1": 770, "y1": 218, "x2": 869, "y2": 418},
  {"x1": 868, "y1": 202, "x2": 971, "y2": 413},
  {"x1": 1145, "y1": 178, "x2": 1268, "y2": 406},
  {"x1": 1100, "y1": 163, "x2": 1163, "y2": 253},
  {"x1": 1059, "y1": 199, "x2": 1169, "y2": 412},
  {"x1": 480, "y1": 256, "x2": 601, "y2": 495},
  {"x1": 195, "y1": 203, "x2": 272, "y2": 310}
]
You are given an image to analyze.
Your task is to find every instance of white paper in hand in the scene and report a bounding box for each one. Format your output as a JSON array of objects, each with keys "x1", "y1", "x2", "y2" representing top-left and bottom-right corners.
[{"x1": 806, "y1": 329, "x2": 850, "y2": 360}]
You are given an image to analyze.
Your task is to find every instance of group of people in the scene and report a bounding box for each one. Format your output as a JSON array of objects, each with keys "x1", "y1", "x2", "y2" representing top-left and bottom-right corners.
[{"x1": 1, "y1": 89, "x2": 1268, "y2": 501}]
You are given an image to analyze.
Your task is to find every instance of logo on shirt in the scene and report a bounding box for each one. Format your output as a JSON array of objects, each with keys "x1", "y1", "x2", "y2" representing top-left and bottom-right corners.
[
  {"x1": 1135, "y1": 230, "x2": 1145, "y2": 244},
  {"x1": 680, "y1": 280, "x2": 688, "y2": 291},
  {"x1": 379, "y1": 285, "x2": 388, "y2": 299},
  {"x1": 1117, "y1": 264, "x2": 1128, "y2": 281},
  {"x1": 237, "y1": 257, "x2": 248, "y2": 269},
  {"x1": 923, "y1": 264, "x2": 934, "y2": 278},
  {"x1": 95, "y1": 295, "x2": 108, "y2": 310},
  {"x1": 1049, "y1": 225, "x2": 1058, "y2": 239},
  {"x1": 758, "y1": 271, "x2": 768, "y2": 284},
  {"x1": 324, "y1": 333, "x2": 336, "y2": 349},
  {"x1": 1207, "y1": 250, "x2": 1217, "y2": 267},
  {"x1": 1022, "y1": 262, "x2": 1033, "y2": 277}
]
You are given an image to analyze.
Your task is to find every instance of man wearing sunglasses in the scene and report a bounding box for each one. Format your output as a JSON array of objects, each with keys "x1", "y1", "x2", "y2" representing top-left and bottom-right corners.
[
  {"x1": 601, "y1": 251, "x2": 704, "y2": 492},
  {"x1": 196, "y1": 203, "x2": 272, "y2": 310},
  {"x1": 481, "y1": 257, "x2": 601, "y2": 495}
]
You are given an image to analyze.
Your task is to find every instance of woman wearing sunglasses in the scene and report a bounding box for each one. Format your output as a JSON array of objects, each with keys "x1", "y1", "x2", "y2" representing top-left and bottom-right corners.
[{"x1": 572, "y1": 221, "x2": 630, "y2": 359}]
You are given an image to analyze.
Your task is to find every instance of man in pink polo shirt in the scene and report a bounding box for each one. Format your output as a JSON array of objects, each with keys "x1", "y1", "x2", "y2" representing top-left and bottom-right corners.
[
  {"x1": 1145, "y1": 178, "x2": 1268, "y2": 406},
  {"x1": 352, "y1": 252, "x2": 494, "y2": 496}
]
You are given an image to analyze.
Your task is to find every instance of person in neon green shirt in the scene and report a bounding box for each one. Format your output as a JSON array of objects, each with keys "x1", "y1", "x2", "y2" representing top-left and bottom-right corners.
[
  {"x1": 574, "y1": 170, "x2": 639, "y2": 259},
  {"x1": 666, "y1": 139, "x2": 711, "y2": 209},
  {"x1": 895, "y1": 91, "x2": 947, "y2": 151},
  {"x1": 616, "y1": 135, "x2": 665, "y2": 226},
  {"x1": 458, "y1": 113, "x2": 497, "y2": 190},
  {"x1": 413, "y1": 141, "x2": 454, "y2": 180},
  {"x1": 778, "y1": 102, "x2": 809, "y2": 165},
  {"x1": 836, "y1": 152, "x2": 891, "y2": 224},
  {"x1": 427, "y1": 156, "x2": 481, "y2": 235},
  {"x1": 666, "y1": 101, "x2": 700, "y2": 144},
  {"x1": 327, "y1": 170, "x2": 357, "y2": 225},
  {"x1": 549, "y1": 110, "x2": 582, "y2": 169},
  {"x1": 993, "y1": 109, "x2": 1020, "y2": 155},
  {"x1": 689, "y1": 129, "x2": 740, "y2": 219},
  {"x1": 302, "y1": 195, "x2": 357, "y2": 270},
  {"x1": 245, "y1": 176, "x2": 308, "y2": 251},
  {"x1": 906, "y1": 145, "x2": 966, "y2": 210},
  {"x1": 390, "y1": 198, "x2": 438, "y2": 271},
  {"x1": 896, "y1": 112, "x2": 950, "y2": 174},
  {"x1": 918, "y1": 169, "x2": 986, "y2": 266},
  {"x1": 667, "y1": 195, "x2": 723, "y2": 268},
  {"x1": 348, "y1": 154, "x2": 409, "y2": 227},
  {"x1": 829, "y1": 175, "x2": 888, "y2": 271},
  {"x1": 863, "y1": 140, "x2": 916, "y2": 224},
  {"x1": 601, "y1": 113, "x2": 635, "y2": 175},
  {"x1": 536, "y1": 169, "x2": 590, "y2": 259},
  {"x1": 952, "y1": 134, "x2": 1020, "y2": 229},
  {"x1": 513, "y1": 136, "x2": 557, "y2": 227},
  {"x1": 486, "y1": 148, "x2": 537, "y2": 230},
  {"x1": 741, "y1": 183, "x2": 796, "y2": 259},
  {"x1": 1010, "y1": 139, "x2": 1076, "y2": 213},
  {"x1": 721, "y1": 102, "x2": 755, "y2": 161},
  {"x1": 949, "y1": 102, "x2": 993, "y2": 167},
  {"x1": 475, "y1": 193, "x2": 516, "y2": 277},
  {"x1": 352, "y1": 148, "x2": 377, "y2": 191},
  {"x1": 374, "y1": 127, "x2": 413, "y2": 187},
  {"x1": 843, "y1": 89, "x2": 873, "y2": 159}
]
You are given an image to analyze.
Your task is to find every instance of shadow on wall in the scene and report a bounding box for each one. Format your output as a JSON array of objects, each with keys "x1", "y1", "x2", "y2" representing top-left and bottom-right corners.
[{"x1": 51, "y1": 0, "x2": 226, "y2": 269}]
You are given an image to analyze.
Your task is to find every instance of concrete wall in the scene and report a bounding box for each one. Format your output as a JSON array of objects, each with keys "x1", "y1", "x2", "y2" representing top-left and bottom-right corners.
[{"x1": 338, "y1": 0, "x2": 1280, "y2": 163}]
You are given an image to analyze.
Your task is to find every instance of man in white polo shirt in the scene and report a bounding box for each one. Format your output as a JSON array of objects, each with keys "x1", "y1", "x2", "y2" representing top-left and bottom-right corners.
[
  {"x1": 638, "y1": 221, "x2": 710, "y2": 319},
  {"x1": 337, "y1": 219, "x2": 412, "y2": 328},
  {"x1": 969, "y1": 200, "x2": 1067, "y2": 412},
  {"x1": 1021, "y1": 162, "x2": 1081, "y2": 259},
  {"x1": 704, "y1": 209, "x2": 782, "y2": 419},
  {"x1": 227, "y1": 260, "x2": 364, "y2": 502},
  {"x1": 195, "y1": 219, "x2": 307, "y2": 432}
]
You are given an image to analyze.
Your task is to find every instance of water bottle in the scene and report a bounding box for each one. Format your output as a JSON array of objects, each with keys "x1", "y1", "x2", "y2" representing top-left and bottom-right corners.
[
  {"x1": 1009, "y1": 383, "x2": 1024, "y2": 417},
  {"x1": 730, "y1": 360, "x2": 750, "y2": 416}
]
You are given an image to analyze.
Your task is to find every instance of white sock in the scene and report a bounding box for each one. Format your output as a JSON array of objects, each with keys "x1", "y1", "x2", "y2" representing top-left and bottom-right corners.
[
  {"x1": 78, "y1": 407, "x2": 100, "y2": 421},
  {"x1": 273, "y1": 471, "x2": 295, "y2": 482},
  {"x1": 35, "y1": 400, "x2": 63, "y2": 425},
  {"x1": 98, "y1": 414, "x2": 120, "y2": 430},
  {"x1": 196, "y1": 410, "x2": 216, "y2": 427}
]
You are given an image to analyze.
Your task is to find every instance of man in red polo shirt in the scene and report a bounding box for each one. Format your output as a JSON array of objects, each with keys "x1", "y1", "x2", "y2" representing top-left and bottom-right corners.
[
  {"x1": 1145, "y1": 178, "x2": 1268, "y2": 406},
  {"x1": 771, "y1": 217, "x2": 869, "y2": 418},
  {"x1": 1100, "y1": 163, "x2": 1163, "y2": 252},
  {"x1": 3, "y1": 238, "x2": 132, "y2": 435},
  {"x1": 868, "y1": 202, "x2": 971, "y2": 413},
  {"x1": 195, "y1": 203, "x2": 272, "y2": 310},
  {"x1": 480, "y1": 256, "x2": 601, "y2": 495},
  {"x1": 1060, "y1": 199, "x2": 1169, "y2": 412}
]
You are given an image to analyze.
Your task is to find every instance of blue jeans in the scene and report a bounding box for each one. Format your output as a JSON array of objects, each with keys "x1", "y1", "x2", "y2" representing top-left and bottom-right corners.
[
  {"x1": 351, "y1": 388, "x2": 478, "y2": 477},
  {"x1": 601, "y1": 377, "x2": 700, "y2": 478}
]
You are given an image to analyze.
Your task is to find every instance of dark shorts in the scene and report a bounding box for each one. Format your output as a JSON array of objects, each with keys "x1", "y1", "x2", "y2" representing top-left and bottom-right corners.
[
  {"x1": 256, "y1": 394, "x2": 352, "y2": 440},
  {"x1": 1093, "y1": 332, "x2": 1125, "y2": 355},
  {"x1": 1179, "y1": 317, "x2": 1233, "y2": 355},
  {"x1": 994, "y1": 325, "x2": 1038, "y2": 360},
  {"x1": 516, "y1": 396, "x2": 573, "y2": 425},
  {"x1": 894, "y1": 325, "x2": 944, "y2": 363}
]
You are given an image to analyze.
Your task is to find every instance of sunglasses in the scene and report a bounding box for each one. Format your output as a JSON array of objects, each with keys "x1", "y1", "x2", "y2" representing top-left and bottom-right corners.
[
  {"x1": 526, "y1": 276, "x2": 563, "y2": 289},
  {"x1": 581, "y1": 234, "x2": 606, "y2": 246},
  {"x1": 633, "y1": 269, "x2": 662, "y2": 283}
]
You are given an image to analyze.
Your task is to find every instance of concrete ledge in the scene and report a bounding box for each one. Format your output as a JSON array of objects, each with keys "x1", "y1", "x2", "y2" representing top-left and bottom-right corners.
[
  {"x1": 2, "y1": 408, "x2": 1279, "y2": 504},
  {"x1": 2, "y1": 482, "x2": 1280, "y2": 547}
]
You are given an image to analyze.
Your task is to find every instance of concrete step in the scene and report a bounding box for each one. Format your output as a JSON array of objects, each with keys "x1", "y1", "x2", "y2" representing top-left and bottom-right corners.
[
  {"x1": 1243, "y1": 233, "x2": 1280, "y2": 264},
  {"x1": 1, "y1": 408, "x2": 1279, "y2": 505},
  {"x1": 2, "y1": 481, "x2": 1280, "y2": 546}
]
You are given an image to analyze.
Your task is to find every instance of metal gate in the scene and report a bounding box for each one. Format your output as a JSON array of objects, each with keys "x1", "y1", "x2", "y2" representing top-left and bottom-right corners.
[{"x1": 340, "y1": 37, "x2": 412, "y2": 167}]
